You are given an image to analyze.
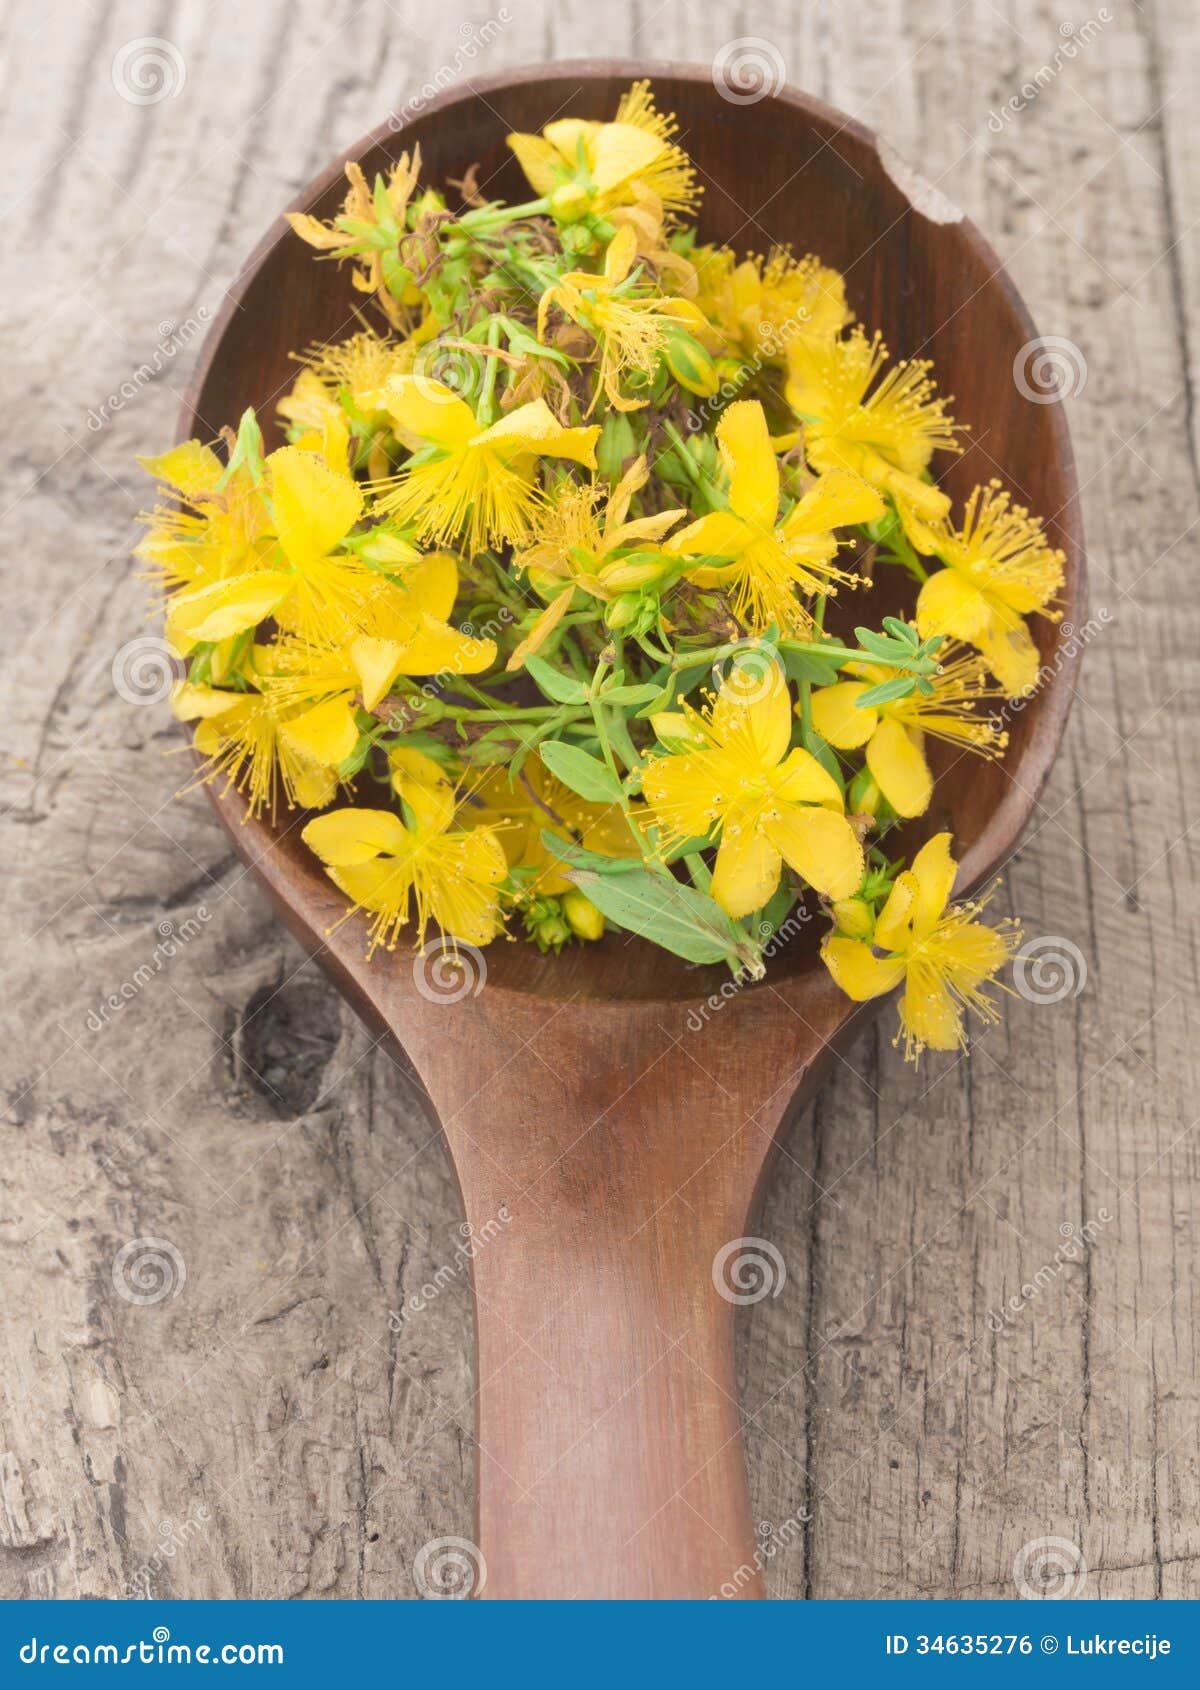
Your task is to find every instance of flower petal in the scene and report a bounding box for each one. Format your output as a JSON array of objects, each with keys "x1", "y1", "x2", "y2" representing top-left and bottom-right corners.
[
  {"x1": 137, "y1": 441, "x2": 224, "y2": 497},
  {"x1": 381, "y1": 375, "x2": 478, "y2": 449},
  {"x1": 822, "y1": 936, "x2": 907, "y2": 1001},
  {"x1": 506, "y1": 131, "x2": 563, "y2": 196},
  {"x1": 709, "y1": 659, "x2": 793, "y2": 769},
  {"x1": 976, "y1": 613, "x2": 1041, "y2": 697},
  {"x1": 908, "y1": 832, "x2": 957, "y2": 939},
  {"x1": 873, "y1": 872, "x2": 917, "y2": 952},
  {"x1": 268, "y1": 446, "x2": 363, "y2": 567},
  {"x1": 711, "y1": 825, "x2": 782, "y2": 918},
  {"x1": 782, "y1": 468, "x2": 884, "y2": 536},
  {"x1": 765, "y1": 807, "x2": 864, "y2": 899},
  {"x1": 397, "y1": 614, "x2": 497, "y2": 677},
  {"x1": 810, "y1": 682, "x2": 877, "y2": 750},
  {"x1": 866, "y1": 717, "x2": 933, "y2": 818},
  {"x1": 771, "y1": 747, "x2": 846, "y2": 810},
  {"x1": 278, "y1": 697, "x2": 359, "y2": 768},
  {"x1": 349, "y1": 635, "x2": 405, "y2": 711},
  {"x1": 899, "y1": 978, "x2": 962, "y2": 1053},
  {"x1": 168, "y1": 571, "x2": 294, "y2": 643},
  {"x1": 302, "y1": 807, "x2": 410, "y2": 866},
  {"x1": 916, "y1": 566, "x2": 992, "y2": 642},
  {"x1": 397, "y1": 551, "x2": 458, "y2": 622},
  {"x1": 641, "y1": 749, "x2": 732, "y2": 839},
  {"x1": 668, "y1": 510, "x2": 749, "y2": 560},
  {"x1": 717, "y1": 401, "x2": 779, "y2": 530},
  {"x1": 588, "y1": 121, "x2": 665, "y2": 192},
  {"x1": 476, "y1": 399, "x2": 600, "y2": 469}
]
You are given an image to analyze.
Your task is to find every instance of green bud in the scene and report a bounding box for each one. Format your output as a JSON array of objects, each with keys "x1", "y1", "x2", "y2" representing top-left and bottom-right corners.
[
  {"x1": 524, "y1": 896, "x2": 572, "y2": 954},
  {"x1": 604, "y1": 592, "x2": 641, "y2": 631},
  {"x1": 561, "y1": 221, "x2": 595, "y2": 256},
  {"x1": 562, "y1": 890, "x2": 605, "y2": 942},
  {"x1": 664, "y1": 329, "x2": 720, "y2": 397},
  {"x1": 598, "y1": 552, "x2": 671, "y2": 592},
  {"x1": 550, "y1": 183, "x2": 591, "y2": 221},
  {"x1": 596, "y1": 409, "x2": 638, "y2": 481}
]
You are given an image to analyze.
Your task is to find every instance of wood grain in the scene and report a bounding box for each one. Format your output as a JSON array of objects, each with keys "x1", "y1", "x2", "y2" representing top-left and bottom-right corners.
[{"x1": 0, "y1": 0, "x2": 1195, "y2": 1601}]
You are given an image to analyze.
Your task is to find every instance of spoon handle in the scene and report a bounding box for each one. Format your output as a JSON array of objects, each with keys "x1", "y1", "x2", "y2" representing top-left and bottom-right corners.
[{"x1": 397, "y1": 986, "x2": 837, "y2": 1599}]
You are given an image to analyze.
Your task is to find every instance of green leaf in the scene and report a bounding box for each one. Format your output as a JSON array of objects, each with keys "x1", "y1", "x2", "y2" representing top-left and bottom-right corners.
[
  {"x1": 856, "y1": 675, "x2": 917, "y2": 709},
  {"x1": 539, "y1": 741, "x2": 623, "y2": 804},
  {"x1": 539, "y1": 831, "x2": 642, "y2": 876},
  {"x1": 564, "y1": 866, "x2": 753, "y2": 969},
  {"x1": 783, "y1": 647, "x2": 840, "y2": 688},
  {"x1": 524, "y1": 653, "x2": 588, "y2": 704},
  {"x1": 882, "y1": 616, "x2": 920, "y2": 648},
  {"x1": 602, "y1": 681, "x2": 664, "y2": 706}
]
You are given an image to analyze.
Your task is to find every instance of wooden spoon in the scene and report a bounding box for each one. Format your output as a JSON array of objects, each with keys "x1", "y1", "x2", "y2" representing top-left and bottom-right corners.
[{"x1": 181, "y1": 62, "x2": 1085, "y2": 1599}]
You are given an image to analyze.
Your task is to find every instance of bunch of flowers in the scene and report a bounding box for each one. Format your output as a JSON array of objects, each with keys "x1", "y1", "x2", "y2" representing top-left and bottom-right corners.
[{"x1": 136, "y1": 82, "x2": 1064, "y2": 1061}]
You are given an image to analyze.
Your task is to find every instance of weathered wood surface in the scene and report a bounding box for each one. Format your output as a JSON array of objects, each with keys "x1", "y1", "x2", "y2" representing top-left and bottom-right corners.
[{"x1": 1, "y1": 0, "x2": 1196, "y2": 1601}]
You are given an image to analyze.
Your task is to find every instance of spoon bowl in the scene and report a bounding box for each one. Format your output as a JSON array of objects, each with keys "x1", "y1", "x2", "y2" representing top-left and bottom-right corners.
[{"x1": 183, "y1": 60, "x2": 1084, "y2": 1599}]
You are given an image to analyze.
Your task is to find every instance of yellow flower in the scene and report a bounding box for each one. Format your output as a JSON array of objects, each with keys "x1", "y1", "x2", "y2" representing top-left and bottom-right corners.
[
  {"x1": 785, "y1": 328, "x2": 960, "y2": 543},
  {"x1": 136, "y1": 442, "x2": 271, "y2": 594},
  {"x1": 822, "y1": 832, "x2": 1019, "y2": 1062},
  {"x1": 914, "y1": 481, "x2": 1065, "y2": 697},
  {"x1": 664, "y1": 400, "x2": 884, "y2": 634},
  {"x1": 264, "y1": 552, "x2": 496, "y2": 716},
  {"x1": 173, "y1": 676, "x2": 356, "y2": 820},
  {"x1": 537, "y1": 225, "x2": 708, "y2": 411},
  {"x1": 276, "y1": 369, "x2": 352, "y2": 469},
  {"x1": 693, "y1": 245, "x2": 851, "y2": 364},
  {"x1": 507, "y1": 455, "x2": 685, "y2": 668},
  {"x1": 461, "y1": 762, "x2": 641, "y2": 896},
  {"x1": 302, "y1": 766, "x2": 508, "y2": 953},
  {"x1": 810, "y1": 648, "x2": 1008, "y2": 818},
  {"x1": 285, "y1": 151, "x2": 423, "y2": 329},
  {"x1": 370, "y1": 377, "x2": 600, "y2": 553},
  {"x1": 164, "y1": 445, "x2": 368, "y2": 650},
  {"x1": 641, "y1": 660, "x2": 864, "y2": 918},
  {"x1": 508, "y1": 80, "x2": 699, "y2": 221}
]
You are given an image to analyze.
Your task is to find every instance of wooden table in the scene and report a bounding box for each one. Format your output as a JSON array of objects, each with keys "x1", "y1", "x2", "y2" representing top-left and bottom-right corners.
[{"x1": 1, "y1": 0, "x2": 1196, "y2": 1600}]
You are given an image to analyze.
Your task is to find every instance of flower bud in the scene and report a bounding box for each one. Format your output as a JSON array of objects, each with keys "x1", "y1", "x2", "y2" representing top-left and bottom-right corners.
[
  {"x1": 596, "y1": 409, "x2": 637, "y2": 481},
  {"x1": 831, "y1": 896, "x2": 874, "y2": 940},
  {"x1": 562, "y1": 890, "x2": 605, "y2": 942},
  {"x1": 604, "y1": 592, "x2": 641, "y2": 630},
  {"x1": 597, "y1": 551, "x2": 670, "y2": 592},
  {"x1": 650, "y1": 711, "x2": 705, "y2": 752},
  {"x1": 848, "y1": 768, "x2": 883, "y2": 817},
  {"x1": 524, "y1": 896, "x2": 572, "y2": 954},
  {"x1": 550, "y1": 183, "x2": 591, "y2": 221},
  {"x1": 663, "y1": 330, "x2": 720, "y2": 398}
]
